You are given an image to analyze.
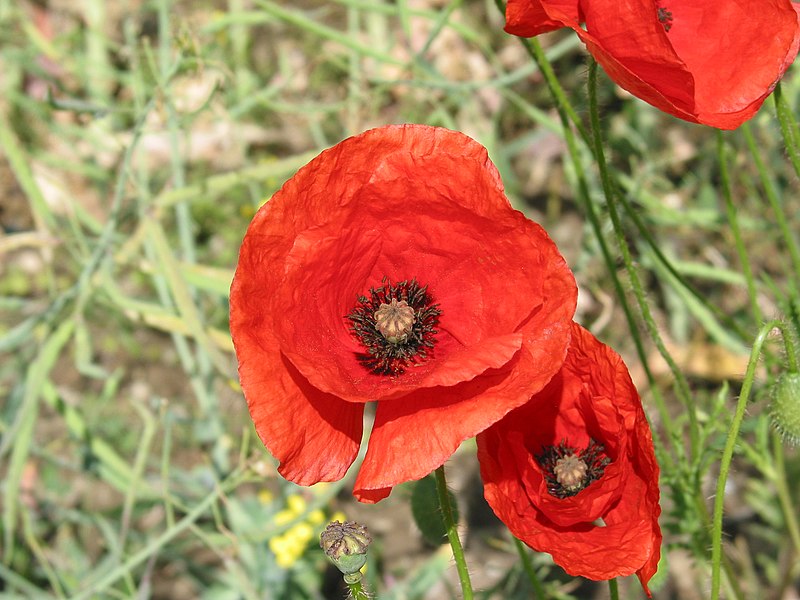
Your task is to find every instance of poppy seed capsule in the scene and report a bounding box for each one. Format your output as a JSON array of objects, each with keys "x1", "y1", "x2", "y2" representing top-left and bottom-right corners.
[
  {"x1": 553, "y1": 454, "x2": 588, "y2": 492},
  {"x1": 374, "y1": 299, "x2": 415, "y2": 344},
  {"x1": 319, "y1": 520, "x2": 372, "y2": 576},
  {"x1": 770, "y1": 372, "x2": 800, "y2": 445}
]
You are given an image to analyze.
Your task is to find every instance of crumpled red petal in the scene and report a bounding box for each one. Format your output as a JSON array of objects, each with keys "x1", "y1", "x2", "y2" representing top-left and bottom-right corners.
[
  {"x1": 231, "y1": 312, "x2": 364, "y2": 484},
  {"x1": 231, "y1": 124, "x2": 577, "y2": 498},
  {"x1": 505, "y1": 0, "x2": 581, "y2": 36},
  {"x1": 505, "y1": 0, "x2": 800, "y2": 129},
  {"x1": 477, "y1": 322, "x2": 661, "y2": 594}
]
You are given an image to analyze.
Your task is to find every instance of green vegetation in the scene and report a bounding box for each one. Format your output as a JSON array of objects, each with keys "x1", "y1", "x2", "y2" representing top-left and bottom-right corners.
[{"x1": 1, "y1": 0, "x2": 798, "y2": 598}]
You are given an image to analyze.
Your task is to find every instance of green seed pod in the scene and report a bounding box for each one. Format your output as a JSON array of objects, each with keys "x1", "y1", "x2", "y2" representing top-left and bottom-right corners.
[
  {"x1": 319, "y1": 520, "x2": 371, "y2": 577},
  {"x1": 770, "y1": 372, "x2": 800, "y2": 445}
]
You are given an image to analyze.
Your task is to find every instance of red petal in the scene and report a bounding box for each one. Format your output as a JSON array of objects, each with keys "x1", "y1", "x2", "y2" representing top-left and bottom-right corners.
[
  {"x1": 507, "y1": 0, "x2": 800, "y2": 128},
  {"x1": 505, "y1": 0, "x2": 581, "y2": 36},
  {"x1": 581, "y1": 0, "x2": 800, "y2": 128},
  {"x1": 231, "y1": 124, "x2": 577, "y2": 498},
  {"x1": 231, "y1": 280, "x2": 363, "y2": 485},
  {"x1": 477, "y1": 323, "x2": 661, "y2": 588}
]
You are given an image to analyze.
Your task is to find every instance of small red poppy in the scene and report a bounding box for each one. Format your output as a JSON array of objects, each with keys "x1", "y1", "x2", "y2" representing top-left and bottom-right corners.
[
  {"x1": 230, "y1": 124, "x2": 578, "y2": 503},
  {"x1": 505, "y1": 0, "x2": 800, "y2": 129},
  {"x1": 477, "y1": 322, "x2": 661, "y2": 594}
]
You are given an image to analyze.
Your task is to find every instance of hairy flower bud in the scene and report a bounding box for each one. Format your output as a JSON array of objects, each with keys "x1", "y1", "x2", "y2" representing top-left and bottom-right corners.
[
  {"x1": 320, "y1": 520, "x2": 372, "y2": 577},
  {"x1": 770, "y1": 372, "x2": 800, "y2": 445}
]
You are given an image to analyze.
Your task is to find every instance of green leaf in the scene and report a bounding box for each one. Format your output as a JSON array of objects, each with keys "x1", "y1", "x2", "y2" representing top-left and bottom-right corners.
[{"x1": 410, "y1": 475, "x2": 458, "y2": 546}]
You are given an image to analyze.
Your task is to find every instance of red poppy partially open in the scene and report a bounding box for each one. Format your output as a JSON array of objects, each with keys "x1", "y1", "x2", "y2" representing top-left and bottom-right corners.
[
  {"x1": 505, "y1": 0, "x2": 800, "y2": 129},
  {"x1": 230, "y1": 124, "x2": 578, "y2": 503},
  {"x1": 477, "y1": 322, "x2": 661, "y2": 594}
]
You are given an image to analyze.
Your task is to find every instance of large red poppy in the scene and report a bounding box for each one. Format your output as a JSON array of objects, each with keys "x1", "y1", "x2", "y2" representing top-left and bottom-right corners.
[
  {"x1": 505, "y1": 0, "x2": 800, "y2": 129},
  {"x1": 230, "y1": 124, "x2": 578, "y2": 503},
  {"x1": 477, "y1": 322, "x2": 661, "y2": 594}
]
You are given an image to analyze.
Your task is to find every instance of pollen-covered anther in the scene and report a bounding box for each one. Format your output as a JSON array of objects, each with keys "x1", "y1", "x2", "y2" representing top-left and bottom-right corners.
[
  {"x1": 657, "y1": 6, "x2": 674, "y2": 32},
  {"x1": 374, "y1": 299, "x2": 416, "y2": 344},
  {"x1": 553, "y1": 454, "x2": 588, "y2": 492}
]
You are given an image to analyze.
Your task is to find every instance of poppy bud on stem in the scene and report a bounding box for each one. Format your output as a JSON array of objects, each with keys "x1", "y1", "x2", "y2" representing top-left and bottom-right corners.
[
  {"x1": 320, "y1": 520, "x2": 372, "y2": 599},
  {"x1": 770, "y1": 372, "x2": 800, "y2": 445}
]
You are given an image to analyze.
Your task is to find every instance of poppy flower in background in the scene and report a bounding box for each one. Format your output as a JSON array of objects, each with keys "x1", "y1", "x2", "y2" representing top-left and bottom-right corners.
[
  {"x1": 477, "y1": 322, "x2": 661, "y2": 595},
  {"x1": 230, "y1": 124, "x2": 578, "y2": 503},
  {"x1": 505, "y1": 0, "x2": 800, "y2": 129}
]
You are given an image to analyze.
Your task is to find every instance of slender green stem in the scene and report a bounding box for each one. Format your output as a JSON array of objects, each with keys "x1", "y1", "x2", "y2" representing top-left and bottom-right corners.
[
  {"x1": 741, "y1": 122, "x2": 800, "y2": 281},
  {"x1": 513, "y1": 537, "x2": 545, "y2": 600},
  {"x1": 608, "y1": 578, "x2": 619, "y2": 600},
  {"x1": 774, "y1": 84, "x2": 800, "y2": 179},
  {"x1": 716, "y1": 130, "x2": 762, "y2": 324},
  {"x1": 434, "y1": 465, "x2": 473, "y2": 600},
  {"x1": 693, "y1": 493, "x2": 746, "y2": 600},
  {"x1": 586, "y1": 60, "x2": 697, "y2": 454},
  {"x1": 710, "y1": 319, "x2": 782, "y2": 599},
  {"x1": 778, "y1": 323, "x2": 799, "y2": 372}
]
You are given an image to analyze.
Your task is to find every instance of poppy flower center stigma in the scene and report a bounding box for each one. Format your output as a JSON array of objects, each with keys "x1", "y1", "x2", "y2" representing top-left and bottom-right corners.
[
  {"x1": 537, "y1": 439, "x2": 611, "y2": 499},
  {"x1": 374, "y1": 299, "x2": 416, "y2": 344},
  {"x1": 347, "y1": 278, "x2": 441, "y2": 376}
]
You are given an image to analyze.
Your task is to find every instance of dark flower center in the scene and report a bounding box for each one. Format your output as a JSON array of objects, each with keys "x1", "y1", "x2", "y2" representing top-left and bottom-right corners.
[
  {"x1": 537, "y1": 439, "x2": 611, "y2": 499},
  {"x1": 657, "y1": 6, "x2": 674, "y2": 32},
  {"x1": 347, "y1": 278, "x2": 441, "y2": 375}
]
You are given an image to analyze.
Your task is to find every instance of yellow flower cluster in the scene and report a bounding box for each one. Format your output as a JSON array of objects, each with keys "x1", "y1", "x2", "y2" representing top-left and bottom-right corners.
[{"x1": 266, "y1": 493, "x2": 345, "y2": 569}]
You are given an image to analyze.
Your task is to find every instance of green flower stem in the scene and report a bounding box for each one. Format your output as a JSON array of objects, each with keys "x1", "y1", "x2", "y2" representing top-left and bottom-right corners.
[
  {"x1": 710, "y1": 319, "x2": 783, "y2": 599},
  {"x1": 344, "y1": 575, "x2": 370, "y2": 600},
  {"x1": 716, "y1": 130, "x2": 762, "y2": 324},
  {"x1": 434, "y1": 466, "x2": 473, "y2": 600},
  {"x1": 777, "y1": 321, "x2": 799, "y2": 372},
  {"x1": 774, "y1": 83, "x2": 800, "y2": 179},
  {"x1": 693, "y1": 494, "x2": 746, "y2": 600},
  {"x1": 586, "y1": 60, "x2": 698, "y2": 454},
  {"x1": 741, "y1": 122, "x2": 800, "y2": 281},
  {"x1": 608, "y1": 578, "x2": 619, "y2": 600},
  {"x1": 513, "y1": 537, "x2": 545, "y2": 600}
]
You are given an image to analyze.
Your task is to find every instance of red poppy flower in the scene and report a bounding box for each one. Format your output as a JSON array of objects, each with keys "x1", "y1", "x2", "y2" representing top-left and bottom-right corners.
[
  {"x1": 230, "y1": 124, "x2": 578, "y2": 503},
  {"x1": 476, "y1": 322, "x2": 661, "y2": 594},
  {"x1": 505, "y1": 0, "x2": 800, "y2": 129}
]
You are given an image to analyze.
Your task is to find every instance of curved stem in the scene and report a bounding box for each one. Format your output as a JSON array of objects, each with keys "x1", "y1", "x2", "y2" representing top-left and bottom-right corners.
[
  {"x1": 710, "y1": 319, "x2": 783, "y2": 599},
  {"x1": 434, "y1": 465, "x2": 473, "y2": 600}
]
